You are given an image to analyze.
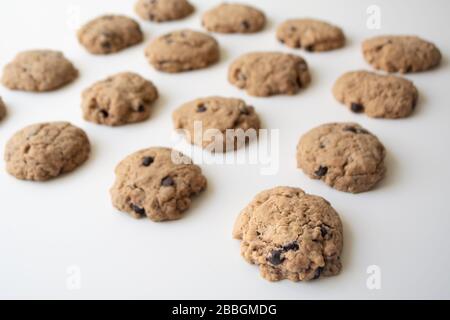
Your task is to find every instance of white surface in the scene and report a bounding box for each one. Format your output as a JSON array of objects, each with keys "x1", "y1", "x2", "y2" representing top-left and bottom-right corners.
[{"x1": 0, "y1": 0, "x2": 449, "y2": 300}]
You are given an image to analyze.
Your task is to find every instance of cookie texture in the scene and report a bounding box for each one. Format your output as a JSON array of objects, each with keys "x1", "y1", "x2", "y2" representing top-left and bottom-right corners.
[
  {"x1": 297, "y1": 123, "x2": 386, "y2": 193},
  {"x1": 82, "y1": 72, "x2": 158, "y2": 126},
  {"x1": 0, "y1": 97, "x2": 6, "y2": 121},
  {"x1": 202, "y1": 3, "x2": 266, "y2": 34},
  {"x1": 135, "y1": 0, "x2": 194, "y2": 22},
  {"x1": 228, "y1": 52, "x2": 310, "y2": 97},
  {"x1": 277, "y1": 19, "x2": 345, "y2": 52},
  {"x1": 78, "y1": 15, "x2": 143, "y2": 54},
  {"x1": 110, "y1": 147, "x2": 207, "y2": 222},
  {"x1": 2, "y1": 50, "x2": 78, "y2": 92},
  {"x1": 362, "y1": 35, "x2": 441, "y2": 73},
  {"x1": 145, "y1": 29, "x2": 220, "y2": 73},
  {"x1": 233, "y1": 186, "x2": 343, "y2": 282},
  {"x1": 173, "y1": 96, "x2": 261, "y2": 152},
  {"x1": 333, "y1": 71, "x2": 419, "y2": 119},
  {"x1": 5, "y1": 122, "x2": 90, "y2": 181}
]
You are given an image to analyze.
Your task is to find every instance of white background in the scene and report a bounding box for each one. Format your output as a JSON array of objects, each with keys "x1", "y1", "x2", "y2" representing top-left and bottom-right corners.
[{"x1": 0, "y1": 0, "x2": 449, "y2": 299}]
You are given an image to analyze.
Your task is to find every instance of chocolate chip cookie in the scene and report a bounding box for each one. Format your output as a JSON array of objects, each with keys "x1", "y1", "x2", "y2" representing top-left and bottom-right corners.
[
  {"x1": 0, "y1": 97, "x2": 6, "y2": 121},
  {"x1": 362, "y1": 35, "x2": 441, "y2": 73},
  {"x1": 82, "y1": 72, "x2": 158, "y2": 126},
  {"x1": 202, "y1": 3, "x2": 266, "y2": 33},
  {"x1": 173, "y1": 96, "x2": 261, "y2": 152},
  {"x1": 297, "y1": 123, "x2": 386, "y2": 193},
  {"x1": 277, "y1": 18, "x2": 345, "y2": 52},
  {"x1": 228, "y1": 52, "x2": 310, "y2": 97},
  {"x1": 2, "y1": 50, "x2": 78, "y2": 92},
  {"x1": 233, "y1": 186, "x2": 343, "y2": 282},
  {"x1": 110, "y1": 147, "x2": 207, "y2": 221},
  {"x1": 5, "y1": 122, "x2": 90, "y2": 181},
  {"x1": 78, "y1": 15, "x2": 143, "y2": 54},
  {"x1": 145, "y1": 29, "x2": 220, "y2": 73},
  {"x1": 135, "y1": 0, "x2": 194, "y2": 22},
  {"x1": 333, "y1": 71, "x2": 419, "y2": 119}
]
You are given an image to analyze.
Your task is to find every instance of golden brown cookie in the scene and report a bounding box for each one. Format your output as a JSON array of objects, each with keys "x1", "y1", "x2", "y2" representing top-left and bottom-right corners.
[{"x1": 233, "y1": 186, "x2": 343, "y2": 282}]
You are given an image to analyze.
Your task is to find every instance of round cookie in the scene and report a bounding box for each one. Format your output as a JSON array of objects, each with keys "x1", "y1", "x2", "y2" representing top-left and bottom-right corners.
[
  {"x1": 1, "y1": 50, "x2": 78, "y2": 92},
  {"x1": 173, "y1": 96, "x2": 261, "y2": 152},
  {"x1": 135, "y1": 0, "x2": 194, "y2": 22},
  {"x1": 362, "y1": 35, "x2": 441, "y2": 73},
  {"x1": 277, "y1": 19, "x2": 345, "y2": 52},
  {"x1": 82, "y1": 72, "x2": 158, "y2": 126},
  {"x1": 110, "y1": 147, "x2": 207, "y2": 222},
  {"x1": 333, "y1": 71, "x2": 419, "y2": 119},
  {"x1": 0, "y1": 97, "x2": 6, "y2": 121},
  {"x1": 5, "y1": 122, "x2": 90, "y2": 181},
  {"x1": 145, "y1": 29, "x2": 220, "y2": 73},
  {"x1": 78, "y1": 15, "x2": 143, "y2": 55},
  {"x1": 228, "y1": 52, "x2": 311, "y2": 97},
  {"x1": 297, "y1": 123, "x2": 386, "y2": 193},
  {"x1": 233, "y1": 186, "x2": 343, "y2": 282},
  {"x1": 202, "y1": 3, "x2": 266, "y2": 34}
]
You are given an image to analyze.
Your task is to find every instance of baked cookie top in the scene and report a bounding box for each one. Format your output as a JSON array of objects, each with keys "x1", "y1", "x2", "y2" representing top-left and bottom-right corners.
[
  {"x1": 333, "y1": 70, "x2": 419, "y2": 119},
  {"x1": 173, "y1": 96, "x2": 261, "y2": 152},
  {"x1": 362, "y1": 35, "x2": 441, "y2": 73},
  {"x1": 110, "y1": 147, "x2": 207, "y2": 222},
  {"x1": 5, "y1": 122, "x2": 90, "y2": 181},
  {"x1": 2, "y1": 50, "x2": 78, "y2": 92},
  {"x1": 82, "y1": 72, "x2": 158, "y2": 126},
  {"x1": 233, "y1": 186, "x2": 343, "y2": 282},
  {"x1": 228, "y1": 52, "x2": 311, "y2": 97},
  {"x1": 145, "y1": 29, "x2": 220, "y2": 73},
  {"x1": 78, "y1": 15, "x2": 143, "y2": 54},
  {"x1": 135, "y1": 0, "x2": 194, "y2": 22},
  {"x1": 277, "y1": 18, "x2": 345, "y2": 52},
  {"x1": 297, "y1": 123, "x2": 386, "y2": 193},
  {"x1": 202, "y1": 3, "x2": 266, "y2": 33}
]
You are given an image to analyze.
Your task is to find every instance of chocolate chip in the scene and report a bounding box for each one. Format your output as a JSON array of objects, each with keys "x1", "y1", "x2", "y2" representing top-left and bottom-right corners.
[
  {"x1": 290, "y1": 26, "x2": 297, "y2": 32},
  {"x1": 279, "y1": 39, "x2": 285, "y2": 44},
  {"x1": 358, "y1": 128, "x2": 369, "y2": 134},
  {"x1": 282, "y1": 242, "x2": 299, "y2": 252},
  {"x1": 344, "y1": 126, "x2": 357, "y2": 133},
  {"x1": 161, "y1": 176, "x2": 175, "y2": 187},
  {"x1": 148, "y1": 14, "x2": 155, "y2": 21},
  {"x1": 197, "y1": 104, "x2": 207, "y2": 113},
  {"x1": 305, "y1": 45, "x2": 314, "y2": 52},
  {"x1": 351, "y1": 103, "x2": 364, "y2": 113},
  {"x1": 320, "y1": 226, "x2": 328, "y2": 237},
  {"x1": 101, "y1": 41, "x2": 111, "y2": 50},
  {"x1": 137, "y1": 104, "x2": 146, "y2": 112},
  {"x1": 142, "y1": 156, "x2": 154, "y2": 167},
  {"x1": 130, "y1": 203, "x2": 146, "y2": 216},
  {"x1": 267, "y1": 250, "x2": 284, "y2": 265},
  {"x1": 99, "y1": 109, "x2": 109, "y2": 118},
  {"x1": 313, "y1": 267, "x2": 323, "y2": 280},
  {"x1": 240, "y1": 107, "x2": 250, "y2": 115},
  {"x1": 315, "y1": 166, "x2": 328, "y2": 177},
  {"x1": 241, "y1": 20, "x2": 250, "y2": 30}
]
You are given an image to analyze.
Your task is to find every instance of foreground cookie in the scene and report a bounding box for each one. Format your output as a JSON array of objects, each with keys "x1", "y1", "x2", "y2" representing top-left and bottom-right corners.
[
  {"x1": 173, "y1": 96, "x2": 260, "y2": 152},
  {"x1": 233, "y1": 186, "x2": 343, "y2": 282},
  {"x1": 297, "y1": 123, "x2": 386, "y2": 193},
  {"x1": 228, "y1": 52, "x2": 310, "y2": 97},
  {"x1": 2, "y1": 50, "x2": 78, "y2": 92},
  {"x1": 82, "y1": 72, "x2": 158, "y2": 126},
  {"x1": 333, "y1": 71, "x2": 419, "y2": 119},
  {"x1": 5, "y1": 122, "x2": 90, "y2": 181},
  {"x1": 0, "y1": 97, "x2": 6, "y2": 121},
  {"x1": 202, "y1": 3, "x2": 266, "y2": 33},
  {"x1": 135, "y1": 0, "x2": 194, "y2": 22},
  {"x1": 277, "y1": 19, "x2": 345, "y2": 52},
  {"x1": 362, "y1": 35, "x2": 441, "y2": 73},
  {"x1": 145, "y1": 30, "x2": 220, "y2": 73},
  {"x1": 110, "y1": 147, "x2": 207, "y2": 221},
  {"x1": 78, "y1": 15, "x2": 143, "y2": 54}
]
